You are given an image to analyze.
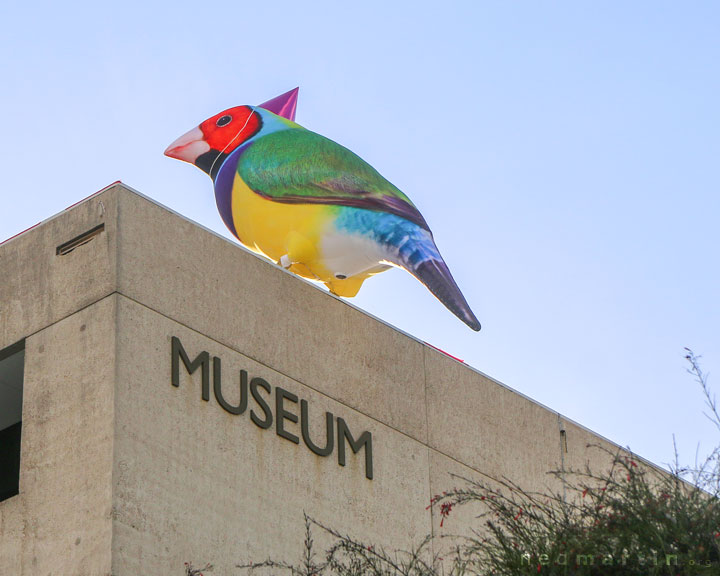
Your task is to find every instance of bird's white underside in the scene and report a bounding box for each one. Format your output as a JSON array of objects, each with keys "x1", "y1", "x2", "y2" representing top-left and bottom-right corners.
[{"x1": 320, "y1": 231, "x2": 393, "y2": 278}]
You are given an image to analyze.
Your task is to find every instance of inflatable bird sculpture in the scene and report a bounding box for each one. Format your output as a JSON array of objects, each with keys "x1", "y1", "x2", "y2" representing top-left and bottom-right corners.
[{"x1": 165, "y1": 89, "x2": 481, "y2": 331}]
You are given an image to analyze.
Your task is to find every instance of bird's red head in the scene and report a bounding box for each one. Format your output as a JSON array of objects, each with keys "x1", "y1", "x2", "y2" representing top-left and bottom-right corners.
[{"x1": 164, "y1": 105, "x2": 262, "y2": 178}]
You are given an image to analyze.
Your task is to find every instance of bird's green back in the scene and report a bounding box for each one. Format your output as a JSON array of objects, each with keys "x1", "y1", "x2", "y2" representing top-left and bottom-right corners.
[{"x1": 237, "y1": 128, "x2": 429, "y2": 231}]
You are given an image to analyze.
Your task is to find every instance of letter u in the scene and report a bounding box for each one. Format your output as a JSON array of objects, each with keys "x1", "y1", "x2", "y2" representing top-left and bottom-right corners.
[
  {"x1": 301, "y1": 399, "x2": 334, "y2": 457},
  {"x1": 213, "y1": 357, "x2": 248, "y2": 415}
]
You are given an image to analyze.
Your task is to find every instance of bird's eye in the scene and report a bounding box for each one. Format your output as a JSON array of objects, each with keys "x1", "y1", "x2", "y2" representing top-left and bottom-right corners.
[{"x1": 216, "y1": 115, "x2": 232, "y2": 127}]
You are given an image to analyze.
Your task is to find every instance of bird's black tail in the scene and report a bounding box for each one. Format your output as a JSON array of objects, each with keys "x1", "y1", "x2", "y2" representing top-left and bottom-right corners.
[{"x1": 409, "y1": 258, "x2": 481, "y2": 331}]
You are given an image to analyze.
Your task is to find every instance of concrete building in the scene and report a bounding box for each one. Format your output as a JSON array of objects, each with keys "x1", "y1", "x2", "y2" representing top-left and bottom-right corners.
[{"x1": 1, "y1": 183, "x2": 629, "y2": 575}]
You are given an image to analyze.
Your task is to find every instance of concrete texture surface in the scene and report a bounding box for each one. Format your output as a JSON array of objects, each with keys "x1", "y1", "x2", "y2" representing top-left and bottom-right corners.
[
  {"x1": 0, "y1": 184, "x2": 653, "y2": 575},
  {"x1": 0, "y1": 296, "x2": 116, "y2": 575},
  {"x1": 425, "y1": 345, "x2": 564, "y2": 493},
  {"x1": 0, "y1": 191, "x2": 116, "y2": 353}
]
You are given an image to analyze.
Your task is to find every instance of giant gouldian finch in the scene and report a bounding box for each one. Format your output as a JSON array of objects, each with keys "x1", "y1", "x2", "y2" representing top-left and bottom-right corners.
[{"x1": 165, "y1": 95, "x2": 481, "y2": 331}]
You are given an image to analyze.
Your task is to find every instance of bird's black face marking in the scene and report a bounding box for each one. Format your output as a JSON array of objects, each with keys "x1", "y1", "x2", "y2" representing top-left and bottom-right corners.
[
  {"x1": 195, "y1": 149, "x2": 228, "y2": 180},
  {"x1": 216, "y1": 115, "x2": 232, "y2": 127}
]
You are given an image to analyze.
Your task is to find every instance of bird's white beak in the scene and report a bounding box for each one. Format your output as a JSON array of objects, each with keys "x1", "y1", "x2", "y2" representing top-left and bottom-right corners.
[{"x1": 164, "y1": 126, "x2": 210, "y2": 164}]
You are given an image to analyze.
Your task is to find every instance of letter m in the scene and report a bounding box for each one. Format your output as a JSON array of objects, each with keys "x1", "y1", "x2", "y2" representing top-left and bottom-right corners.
[
  {"x1": 171, "y1": 336, "x2": 210, "y2": 400},
  {"x1": 576, "y1": 555, "x2": 594, "y2": 566},
  {"x1": 337, "y1": 417, "x2": 373, "y2": 480}
]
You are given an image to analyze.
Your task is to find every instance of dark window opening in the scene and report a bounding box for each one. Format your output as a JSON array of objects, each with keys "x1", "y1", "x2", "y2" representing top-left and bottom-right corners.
[{"x1": 0, "y1": 340, "x2": 24, "y2": 503}]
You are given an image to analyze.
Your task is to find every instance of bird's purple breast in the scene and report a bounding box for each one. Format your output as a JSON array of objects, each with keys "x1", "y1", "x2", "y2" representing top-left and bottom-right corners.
[{"x1": 212, "y1": 144, "x2": 252, "y2": 238}]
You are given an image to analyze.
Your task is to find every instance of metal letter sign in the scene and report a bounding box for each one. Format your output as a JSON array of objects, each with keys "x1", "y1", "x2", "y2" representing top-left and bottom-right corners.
[{"x1": 170, "y1": 336, "x2": 373, "y2": 479}]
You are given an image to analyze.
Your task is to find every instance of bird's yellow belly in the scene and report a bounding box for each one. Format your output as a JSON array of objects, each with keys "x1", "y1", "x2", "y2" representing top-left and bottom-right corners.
[
  {"x1": 229, "y1": 175, "x2": 390, "y2": 297},
  {"x1": 230, "y1": 175, "x2": 333, "y2": 280}
]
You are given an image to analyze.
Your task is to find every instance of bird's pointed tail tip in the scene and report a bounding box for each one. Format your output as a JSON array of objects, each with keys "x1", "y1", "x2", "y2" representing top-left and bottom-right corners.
[{"x1": 413, "y1": 259, "x2": 481, "y2": 332}]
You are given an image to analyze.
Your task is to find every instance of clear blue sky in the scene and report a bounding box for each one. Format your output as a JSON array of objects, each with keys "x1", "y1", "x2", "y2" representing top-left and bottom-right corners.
[{"x1": 1, "y1": 1, "x2": 718, "y2": 471}]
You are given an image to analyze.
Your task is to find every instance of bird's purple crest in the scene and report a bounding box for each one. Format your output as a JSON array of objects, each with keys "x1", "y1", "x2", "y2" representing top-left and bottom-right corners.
[{"x1": 258, "y1": 87, "x2": 299, "y2": 121}]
